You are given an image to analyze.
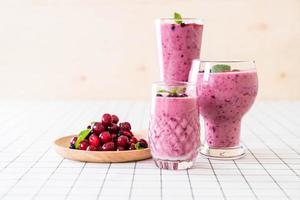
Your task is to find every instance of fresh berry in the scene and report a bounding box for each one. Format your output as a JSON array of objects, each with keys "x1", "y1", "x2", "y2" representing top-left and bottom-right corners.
[
  {"x1": 121, "y1": 131, "x2": 133, "y2": 138},
  {"x1": 102, "y1": 142, "x2": 115, "y2": 151},
  {"x1": 130, "y1": 137, "x2": 138, "y2": 144},
  {"x1": 129, "y1": 143, "x2": 136, "y2": 150},
  {"x1": 100, "y1": 131, "x2": 111, "y2": 143},
  {"x1": 93, "y1": 122, "x2": 105, "y2": 135},
  {"x1": 139, "y1": 139, "x2": 148, "y2": 148},
  {"x1": 102, "y1": 113, "x2": 112, "y2": 126},
  {"x1": 117, "y1": 146, "x2": 126, "y2": 151},
  {"x1": 108, "y1": 123, "x2": 119, "y2": 133},
  {"x1": 89, "y1": 134, "x2": 100, "y2": 147},
  {"x1": 111, "y1": 115, "x2": 119, "y2": 124},
  {"x1": 79, "y1": 140, "x2": 89, "y2": 150},
  {"x1": 117, "y1": 135, "x2": 129, "y2": 147},
  {"x1": 119, "y1": 122, "x2": 131, "y2": 131},
  {"x1": 87, "y1": 145, "x2": 98, "y2": 151},
  {"x1": 111, "y1": 133, "x2": 117, "y2": 142},
  {"x1": 70, "y1": 136, "x2": 77, "y2": 146}
]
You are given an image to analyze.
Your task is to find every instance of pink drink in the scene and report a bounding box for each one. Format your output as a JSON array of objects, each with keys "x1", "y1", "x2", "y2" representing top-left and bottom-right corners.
[
  {"x1": 197, "y1": 70, "x2": 258, "y2": 148},
  {"x1": 156, "y1": 19, "x2": 203, "y2": 81}
]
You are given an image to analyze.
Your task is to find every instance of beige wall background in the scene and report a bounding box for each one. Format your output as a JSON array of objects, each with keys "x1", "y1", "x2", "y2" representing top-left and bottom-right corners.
[{"x1": 0, "y1": 0, "x2": 299, "y2": 100}]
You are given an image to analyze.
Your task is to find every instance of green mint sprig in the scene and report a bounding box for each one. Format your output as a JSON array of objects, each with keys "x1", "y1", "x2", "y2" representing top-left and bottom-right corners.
[
  {"x1": 157, "y1": 87, "x2": 186, "y2": 96},
  {"x1": 75, "y1": 129, "x2": 91, "y2": 149},
  {"x1": 174, "y1": 12, "x2": 183, "y2": 24}
]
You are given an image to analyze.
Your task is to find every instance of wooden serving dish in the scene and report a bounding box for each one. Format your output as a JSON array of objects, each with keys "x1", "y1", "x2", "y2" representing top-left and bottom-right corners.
[{"x1": 53, "y1": 130, "x2": 151, "y2": 163}]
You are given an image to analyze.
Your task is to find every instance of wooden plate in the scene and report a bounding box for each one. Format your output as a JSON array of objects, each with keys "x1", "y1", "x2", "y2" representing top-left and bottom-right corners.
[{"x1": 53, "y1": 130, "x2": 151, "y2": 163}]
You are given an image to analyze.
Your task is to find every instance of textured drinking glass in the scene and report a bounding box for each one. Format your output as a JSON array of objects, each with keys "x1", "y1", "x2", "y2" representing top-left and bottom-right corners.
[
  {"x1": 149, "y1": 81, "x2": 200, "y2": 170},
  {"x1": 155, "y1": 18, "x2": 204, "y2": 82},
  {"x1": 189, "y1": 60, "x2": 258, "y2": 159}
]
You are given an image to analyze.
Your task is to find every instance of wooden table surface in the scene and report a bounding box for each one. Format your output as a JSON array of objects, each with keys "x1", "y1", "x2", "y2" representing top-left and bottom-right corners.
[{"x1": 0, "y1": 101, "x2": 299, "y2": 200}]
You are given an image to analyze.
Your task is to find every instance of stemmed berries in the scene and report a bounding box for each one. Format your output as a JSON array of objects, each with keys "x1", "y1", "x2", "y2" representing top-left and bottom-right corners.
[{"x1": 69, "y1": 113, "x2": 148, "y2": 151}]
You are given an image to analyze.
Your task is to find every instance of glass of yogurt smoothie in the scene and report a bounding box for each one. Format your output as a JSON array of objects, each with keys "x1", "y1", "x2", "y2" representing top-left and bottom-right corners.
[
  {"x1": 155, "y1": 15, "x2": 204, "y2": 82},
  {"x1": 149, "y1": 81, "x2": 200, "y2": 170},
  {"x1": 189, "y1": 60, "x2": 258, "y2": 159}
]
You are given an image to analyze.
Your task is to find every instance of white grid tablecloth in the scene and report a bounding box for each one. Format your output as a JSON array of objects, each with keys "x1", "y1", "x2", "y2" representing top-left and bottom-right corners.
[{"x1": 0, "y1": 101, "x2": 299, "y2": 200}]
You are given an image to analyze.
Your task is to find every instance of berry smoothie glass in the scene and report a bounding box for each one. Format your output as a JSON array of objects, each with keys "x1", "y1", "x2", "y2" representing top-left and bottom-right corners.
[
  {"x1": 156, "y1": 17, "x2": 204, "y2": 82},
  {"x1": 149, "y1": 82, "x2": 200, "y2": 170},
  {"x1": 189, "y1": 60, "x2": 258, "y2": 159}
]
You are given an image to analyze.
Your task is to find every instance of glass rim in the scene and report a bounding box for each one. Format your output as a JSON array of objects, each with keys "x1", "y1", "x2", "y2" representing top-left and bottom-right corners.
[
  {"x1": 155, "y1": 18, "x2": 204, "y2": 24},
  {"x1": 193, "y1": 59, "x2": 255, "y2": 64},
  {"x1": 152, "y1": 81, "x2": 196, "y2": 86}
]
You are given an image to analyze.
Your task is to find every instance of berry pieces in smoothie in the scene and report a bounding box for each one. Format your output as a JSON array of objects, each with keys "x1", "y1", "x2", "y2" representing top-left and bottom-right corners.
[{"x1": 69, "y1": 113, "x2": 148, "y2": 151}]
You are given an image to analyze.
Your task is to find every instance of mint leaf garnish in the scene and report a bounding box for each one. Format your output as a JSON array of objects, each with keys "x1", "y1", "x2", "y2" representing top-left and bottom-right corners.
[
  {"x1": 135, "y1": 142, "x2": 144, "y2": 150},
  {"x1": 174, "y1": 12, "x2": 182, "y2": 24},
  {"x1": 75, "y1": 129, "x2": 91, "y2": 149},
  {"x1": 211, "y1": 64, "x2": 231, "y2": 73},
  {"x1": 157, "y1": 87, "x2": 186, "y2": 96},
  {"x1": 157, "y1": 89, "x2": 169, "y2": 93}
]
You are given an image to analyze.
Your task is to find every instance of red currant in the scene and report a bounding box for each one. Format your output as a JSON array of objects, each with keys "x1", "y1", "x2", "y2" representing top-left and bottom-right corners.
[
  {"x1": 79, "y1": 140, "x2": 89, "y2": 150},
  {"x1": 117, "y1": 135, "x2": 129, "y2": 147},
  {"x1": 102, "y1": 142, "x2": 115, "y2": 151},
  {"x1": 89, "y1": 134, "x2": 100, "y2": 147},
  {"x1": 102, "y1": 113, "x2": 112, "y2": 126},
  {"x1": 100, "y1": 131, "x2": 111, "y2": 143},
  {"x1": 119, "y1": 122, "x2": 131, "y2": 131},
  {"x1": 130, "y1": 137, "x2": 138, "y2": 144},
  {"x1": 139, "y1": 139, "x2": 148, "y2": 148},
  {"x1": 129, "y1": 143, "x2": 136, "y2": 150},
  {"x1": 117, "y1": 146, "x2": 126, "y2": 151},
  {"x1": 93, "y1": 122, "x2": 105, "y2": 135},
  {"x1": 111, "y1": 115, "x2": 119, "y2": 124},
  {"x1": 108, "y1": 123, "x2": 119, "y2": 133},
  {"x1": 87, "y1": 145, "x2": 98, "y2": 151}
]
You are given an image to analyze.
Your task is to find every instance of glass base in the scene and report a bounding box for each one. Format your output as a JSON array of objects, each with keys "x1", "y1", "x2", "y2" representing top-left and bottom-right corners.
[
  {"x1": 200, "y1": 144, "x2": 246, "y2": 160},
  {"x1": 153, "y1": 158, "x2": 194, "y2": 170}
]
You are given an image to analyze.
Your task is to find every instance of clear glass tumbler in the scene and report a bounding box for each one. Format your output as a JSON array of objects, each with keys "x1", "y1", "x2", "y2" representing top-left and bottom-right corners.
[
  {"x1": 189, "y1": 60, "x2": 258, "y2": 159},
  {"x1": 149, "y1": 81, "x2": 200, "y2": 170},
  {"x1": 155, "y1": 18, "x2": 204, "y2": 82}
]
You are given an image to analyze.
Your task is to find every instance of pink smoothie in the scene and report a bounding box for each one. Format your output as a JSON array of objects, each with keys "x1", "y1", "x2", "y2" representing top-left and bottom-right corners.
[
  {"x1": 197, "y1": 70, "x2": 258, "y2": 147},
  {"x1": 158, "y1": 23, "x2": 203, "y2": 81},
  {"x1": 149, "y1": 96, "x2": 200, "y2": 161}
]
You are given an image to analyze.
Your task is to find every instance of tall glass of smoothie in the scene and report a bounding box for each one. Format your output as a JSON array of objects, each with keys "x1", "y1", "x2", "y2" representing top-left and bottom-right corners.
[
  {"x1": 156, "y1": 15, "x2": 204, "y2": 82},
  {"x1": 149, "y1": 81, "x2": 200, "y2": 170},
  {"x1": 189, "y1": 60, "x2": 258, "y2": 159}
]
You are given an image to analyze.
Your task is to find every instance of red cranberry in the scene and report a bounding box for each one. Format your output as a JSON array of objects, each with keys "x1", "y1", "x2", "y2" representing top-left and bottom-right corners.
[
  {"x1": 93, "y1": 122, "x2": 105, "y2": 135},
  {"x1": 79, "y1": 140, "x2": 89, "y2": 150},
  {"x1": 122, "y1": 131, "x2": 133, "y2": 138},
  {"x1": 117, "y1": 146, "x2": 126, "y2": 151},
  {"x1": 117, "y1": 135, "x2": 129, "y2": 147},
  {"x1": 139, "y1": 139, "x2": 148, "y2": 148},
  {"x1": 69, "y1": 136, "x2": 77, "y2": 149},
  {"x1": 111, "y1": 133, "x2": 117, "y2": 142},
  {"x1": 130, "y1": 137, "x2": 138, "y2": 144},
  {"x1": 111, "y1": 115, "x2": 119, "y2": 124},
  {"x1": 89, "y1": 134, "x2": 100, "y2": 147},
  {"x1": 102, "y1": 113, "x2": 112, "y2": 126},
  {"x1": 70, "y1": 136, "x2": 77, "y2": 145},
  {"x1": 100, "y1": 131, "x2": 111, "y2": 143},
  {"x1": 129, "y1": 143, "x2": 136, "y2": 150},
  {"x1": 119, "y1": 122, "x2": 131, "y2": 131},
  {"x1": 102, "y1": 142, "x2": 115, "y2": 151},
  {"x1": 87, "y1": 145, "x2": 98, "y2": 151},
  {"x1": 108, "y1": 123, "x2": 119, "y2": 133}
]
